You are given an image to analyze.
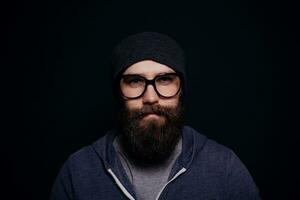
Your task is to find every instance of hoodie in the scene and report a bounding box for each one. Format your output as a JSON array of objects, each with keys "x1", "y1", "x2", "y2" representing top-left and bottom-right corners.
[{"x1": 50, "y1": 126, "x2": 260, "y2": 200}]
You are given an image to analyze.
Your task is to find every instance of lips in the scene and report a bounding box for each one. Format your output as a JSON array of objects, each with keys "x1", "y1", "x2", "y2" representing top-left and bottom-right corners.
[
  {"x1": 144, "y1": 113, "x2": 159, "y2": 117},
  {"x1": 136, "y1": 105, "x2": 166, "y2": 119},
  {"x1": 141, "y1": 113, "x2": 162, "y2": 120},
  {"x1": 145, "y1": 113, "x2": 158, "y2": 116}
]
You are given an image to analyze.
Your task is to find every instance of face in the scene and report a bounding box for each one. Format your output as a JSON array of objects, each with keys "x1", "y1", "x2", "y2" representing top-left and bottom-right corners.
[
  {"x1": 121, "y1": 60, "x2": 180, "y2": 127},
  {"x1": 117, "y1": 60, "x2": 184, "y2": 166}
]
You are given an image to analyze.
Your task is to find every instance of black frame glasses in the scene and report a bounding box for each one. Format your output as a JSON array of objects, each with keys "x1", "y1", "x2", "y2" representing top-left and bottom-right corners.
[{"x1": 119, "y1": 72, "x2": 183, "y2": 99}]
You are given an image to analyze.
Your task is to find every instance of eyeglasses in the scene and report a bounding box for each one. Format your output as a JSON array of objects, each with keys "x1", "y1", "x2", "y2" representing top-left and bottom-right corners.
[{"x1": 119, "y1": 73, "x2": 182, "y2": 99}]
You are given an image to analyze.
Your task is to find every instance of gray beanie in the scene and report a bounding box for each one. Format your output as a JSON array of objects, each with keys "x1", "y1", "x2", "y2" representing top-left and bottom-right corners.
[{"x1": 111, "y1": 32, "x2": 186, "y2": 82}]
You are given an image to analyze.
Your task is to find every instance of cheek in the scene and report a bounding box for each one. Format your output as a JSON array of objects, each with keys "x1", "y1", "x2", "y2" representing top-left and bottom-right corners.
[
  {"x1": 160, "y1": 99, "x2": 179, "y2": 107},
  {"x1": 125, "y1": 99, "x2": 143, "y2": 109},
  {"x1": 157, "y1": 95, "x2": 179, "y2": 107},
  {"x1": 161, "y1": 94, "x2": 180, "y2": 107}
]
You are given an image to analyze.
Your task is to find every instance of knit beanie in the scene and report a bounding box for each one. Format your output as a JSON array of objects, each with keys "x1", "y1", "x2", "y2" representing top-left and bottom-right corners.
[{"x1": 111, "y1": 32, "x2": 186, "y2": 84}]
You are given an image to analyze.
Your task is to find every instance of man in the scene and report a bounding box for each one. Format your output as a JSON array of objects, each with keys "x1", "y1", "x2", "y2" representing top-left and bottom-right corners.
[{"x1": 50, "y1": 32, "x2": 260, "y2": 200}]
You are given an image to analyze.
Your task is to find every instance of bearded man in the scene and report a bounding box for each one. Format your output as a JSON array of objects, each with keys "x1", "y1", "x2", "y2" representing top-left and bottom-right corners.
[{"x1": 50, "y1": 32, "x2": 260, "y2": 200}]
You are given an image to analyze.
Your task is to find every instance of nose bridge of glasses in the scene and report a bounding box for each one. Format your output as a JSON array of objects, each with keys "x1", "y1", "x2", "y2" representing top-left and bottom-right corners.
[
  {"x1": 144, "y1": 80, "x2": 157, "y2": 92},
  {"x1": 144, "y1": 78, "x2": 156, "y2": 87},
  {"x1": 143, "y1": 79, "x2": 160, "y2": 98}
]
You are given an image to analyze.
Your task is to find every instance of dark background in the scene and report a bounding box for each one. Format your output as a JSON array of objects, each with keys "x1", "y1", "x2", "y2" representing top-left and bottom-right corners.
[{"x1": 3, "y1": 0, "x2": 298, "y2": 199}]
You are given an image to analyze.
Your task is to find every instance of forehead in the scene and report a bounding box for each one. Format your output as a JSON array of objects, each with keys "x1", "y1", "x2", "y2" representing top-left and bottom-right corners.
[{"x1": 123, "y1": 60, "x2": 175, "y2": 78}]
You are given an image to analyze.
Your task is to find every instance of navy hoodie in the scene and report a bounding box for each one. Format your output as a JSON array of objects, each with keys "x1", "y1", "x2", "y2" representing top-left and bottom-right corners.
[{"x1": 50, "y1": 126, "x2": 260, "y2": 200}]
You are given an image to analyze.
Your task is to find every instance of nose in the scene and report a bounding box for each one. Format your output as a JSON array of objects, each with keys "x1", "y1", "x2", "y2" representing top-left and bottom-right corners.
[{"x1": 142, "y1": 84, "x2": 159, "y2": 105}]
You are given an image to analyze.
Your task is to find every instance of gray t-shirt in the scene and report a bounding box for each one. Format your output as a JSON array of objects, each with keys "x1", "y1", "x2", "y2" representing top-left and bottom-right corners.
[{"x1": 113, "y1": 136, "x2": 182, "y2": 200}]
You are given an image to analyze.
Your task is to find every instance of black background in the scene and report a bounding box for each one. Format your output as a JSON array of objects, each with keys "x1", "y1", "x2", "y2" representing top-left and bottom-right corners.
[{"x1": 3, "y1": 0, "x2": 298, "y2": 199}]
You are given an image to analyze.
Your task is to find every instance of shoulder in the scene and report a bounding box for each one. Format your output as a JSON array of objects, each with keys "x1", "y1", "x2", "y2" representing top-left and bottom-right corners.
[
  {"x1": 184, "y1": 126, "x2": 260, "y2": 198},
  {"x1": 183, "y1": 125, "x2": 234, "y2": 156},
  {"x1": 63, "y1": 132, "x2": 112, "y2": 171},
  {"x1": 183, "y1": 125, "x2": 244, "y2": 172}
]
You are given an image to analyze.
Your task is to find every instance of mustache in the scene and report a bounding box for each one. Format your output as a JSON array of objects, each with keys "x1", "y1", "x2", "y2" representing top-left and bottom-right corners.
[{"x1": 131, "y1": 105, "x2": 174, "y2": 118}]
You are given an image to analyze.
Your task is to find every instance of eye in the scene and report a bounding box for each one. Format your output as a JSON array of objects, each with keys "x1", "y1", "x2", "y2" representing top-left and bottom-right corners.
[
  {"x1": 156, "y1": 74, "x2": 175, "y2": 85},
  {"x1": 122, "y1": 76, "x2": 145, "y2": 87}
]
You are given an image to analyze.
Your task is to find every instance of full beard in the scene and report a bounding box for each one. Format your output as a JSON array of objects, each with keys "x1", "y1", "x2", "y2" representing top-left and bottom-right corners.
[{"x1": 117, "y1": 102, "x2": 184, "y2": 166}]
